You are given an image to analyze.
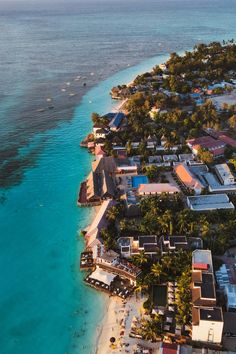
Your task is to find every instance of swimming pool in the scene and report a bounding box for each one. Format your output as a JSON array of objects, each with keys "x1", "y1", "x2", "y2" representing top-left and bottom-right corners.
[{"x1": 132, "y1": 175, "x2": 148, "y2": 188}]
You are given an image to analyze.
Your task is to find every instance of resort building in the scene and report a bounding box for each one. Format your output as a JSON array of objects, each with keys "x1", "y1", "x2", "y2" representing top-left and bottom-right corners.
[
  {"x1": 115, "y1": 158, "x2": 138, "y2": 175},
  {"x1": 203, "y1": 172, "x2": 236, "y2": 194},
  {"x1": 96, "y1": 250, "x2": 119, "y2": 266},
  {"x1": 163, "y1": 154, "x2": 178, "y2": 163},
  {"x1": 160, "y1": 235, "x2": 188, "y2": 255},
  {"x1": 77, "y1": 156, "x2": 118, "y2": 205},
  {"x1": 108, "y1": 112, "x2": 126, "y2": 131},
  {"x1": 178, "y1": 153, "x2": 194, "y2": 163},
  {"x1": 137, "y1": 183, "x2": 180, "y2": 196},
  {"x1": 187, "y1": 136, "x2": 226, "y2": 158},
  {"x1": 216, "y1": 133, "x2": 236, "y2": 149},
  {"x1": 215, "y1": 263, "x2": 236, "y2": 311},
  {"x1": 93, "y1": 127, "x2": 109, "y2": 139},
  {"x1": 192, "y1": 307, "x2": 224, "y2": 344},
  {"x1": 118, "y1": 235, "x2": 159, "y2": 258},
  {"x1": 146, "y1": 135, "x2": 158, "y2": 149},
  {"x1": 148, "y1": 155, "x2": 162, "y2": 164},
  {"x1": 215, "y1": 163, "x2": 235, "y2": 185},
  {"x1": 88, "y1": 267, "x2": 116, "y2": 290},
  {"x1": 96, "y1": 252, "x2": 141, "y2": 286},
  {"x1": 187, "y1": 194, "x2": 235, "y2": 211},
  {"x1": 160, "y1": 235, "x2": 202, "y2": 256},
  {"x1": 174, "y1": 162, "x2": 204, "y2": 194},
  {"x1": 86, "y1": 169, "x2": 116, "y2": 204},
  {"x1": 191, "y1": 250, "x2": 224, "y2": 344}
]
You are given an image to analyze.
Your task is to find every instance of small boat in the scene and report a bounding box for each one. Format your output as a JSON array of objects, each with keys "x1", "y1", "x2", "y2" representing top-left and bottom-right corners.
[
  {"x1": 66, "y1": 82, "x2": 71, "y2": 86},
  {"x1": 61, "y1": 88, "x2": 66, "y2": 92},
  {"x1": 48, "y1": 105, "x2": 54, "y2": 109},
  {"x1": 37, "y1": 108, "x2": 45, "y2": 112},
  {"x1": 69, "y1": 93, "x2": 76, "y2": 97},
  {"x1": 83, "y1": 82, "x2": 86, "y2": 87},
  {"x1": 46, "y1": 97, "x2": 52, "y2": 102},
  {"x1": 90, "y1": 72, "x2": 94, "y2": 76}
]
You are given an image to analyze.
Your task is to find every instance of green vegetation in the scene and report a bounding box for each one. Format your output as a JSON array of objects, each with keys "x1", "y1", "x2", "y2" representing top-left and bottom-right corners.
[
  {"x1": 87, "y1": 41, "x2": 236, "y2": 341},
  {"x1": 102, "y1": 41, "x2": 236, "y2": 159},
  {"x1": 175, "y1": 269, "x2": 192, "y2": 326}
]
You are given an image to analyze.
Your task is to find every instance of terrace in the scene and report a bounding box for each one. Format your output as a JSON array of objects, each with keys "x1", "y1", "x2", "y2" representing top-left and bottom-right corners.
[
  {"x1": 80, "y1": 251, "x2": 94, "y2": 269},
  {"x1": 95, "y1": 257, "x2": 141, "y2": 284},
  {"x1": 85, "y1": 269, "x2": 132, "y2": 298}
]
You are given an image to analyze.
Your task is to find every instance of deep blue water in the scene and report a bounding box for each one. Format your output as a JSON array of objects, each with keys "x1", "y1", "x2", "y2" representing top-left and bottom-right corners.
[{"x1": 1, "y1": 1, "x2": 236, "y2": 353}]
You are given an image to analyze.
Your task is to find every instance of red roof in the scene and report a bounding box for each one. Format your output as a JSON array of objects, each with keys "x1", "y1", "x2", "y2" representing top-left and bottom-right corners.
[
  {"x1": 187, "y1": 136, "x2": 226, "y2": 157},
  {"x1": 162, "y1": 343, "x2": 178, "y2": 354},
  {"x1": 193, "y1": 263, "x2": 208, "y2": 270},
  {"x1": 205, "y1": 130, "x2": 236, "y2": 149},
  {"x1": 218, "y1": 134, "x2": 236, "y2": 148},
  {"x1": 211, "y1": 147, "x2": 225, "y2": 157}
]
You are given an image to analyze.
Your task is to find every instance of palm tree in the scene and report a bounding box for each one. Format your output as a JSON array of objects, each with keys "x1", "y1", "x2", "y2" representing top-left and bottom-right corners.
[
  {"x1": 177, "y1": 209, "x2": 193, "y2": 234},
  {"x1": 133, "y1": 250, "x2": 148, "y2": 266},
  {"x1": 134, "y1": 282, "x2": 148, "y2": 299},
  {"x1": 106, "y1": 206, "x2": 119, "y2": 222},
  {"x1": 162, "y1": 254, "x2": 172, "y2": 274},
  {"x1": 151, "y1": 262, "x2": 163, "y2": 283},
  {"x1": 157, "y1": 216, "x2": 168, "y2": 235},
  {"x1": 199, "y1": 216, "x2": 210, "y2": 238}
]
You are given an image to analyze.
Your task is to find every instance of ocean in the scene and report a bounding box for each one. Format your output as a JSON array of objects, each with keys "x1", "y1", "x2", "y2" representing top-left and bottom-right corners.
[{"x1": 0, "y1": 0, "x2": 236, "y2": 353}]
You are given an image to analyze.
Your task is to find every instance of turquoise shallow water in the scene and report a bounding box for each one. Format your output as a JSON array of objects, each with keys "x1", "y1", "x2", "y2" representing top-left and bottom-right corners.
[{"x1": 0, "y1": 54, "x2": 170, "y2": 354}]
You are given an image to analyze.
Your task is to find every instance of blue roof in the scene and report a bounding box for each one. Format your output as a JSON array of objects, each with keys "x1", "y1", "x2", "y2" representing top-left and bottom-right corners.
[
  {"x1": 104, "y1": 112, "x2": 116, "y2": 120},
  {"x1": 108, "y1": 112, "x2": 125, "y2": 129},
  {"x1": 190, "y1": 93, "x2": 201, "y2": 99}
]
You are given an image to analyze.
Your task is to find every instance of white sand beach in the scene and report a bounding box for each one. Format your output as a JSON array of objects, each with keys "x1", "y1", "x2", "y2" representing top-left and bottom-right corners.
[{"x1": 96, "y1": 293, "x2": 148, "y2": 354}]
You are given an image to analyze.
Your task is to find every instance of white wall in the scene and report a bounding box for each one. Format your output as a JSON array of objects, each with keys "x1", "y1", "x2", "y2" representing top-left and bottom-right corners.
[{"x1": 192, "y1": 319, "x2": 223, "y2": 343}]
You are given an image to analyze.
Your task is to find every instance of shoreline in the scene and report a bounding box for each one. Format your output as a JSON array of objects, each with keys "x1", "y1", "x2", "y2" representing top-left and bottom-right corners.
[{"x1": 78, "y1": 53, "x2": 172, "y2": 352}]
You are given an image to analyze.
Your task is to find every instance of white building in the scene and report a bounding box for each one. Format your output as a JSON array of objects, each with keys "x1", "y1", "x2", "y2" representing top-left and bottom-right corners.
[
  {"x1": 96, "y1": 250, "x2": 119, "y2": 266},
  {"x1": 138, "y1": 183, "x2": 180, "y2": 196},
  {"x1": 191, "y1": 250, "x2": 224, "y2": 344},
  {"x1": 215, "y1": 163, "x2": 235, "y2": 185},
  {"x1": 192, "y1": 307, "x2": 224, "y2": 344},
  {"x1": 187, "y1": 194, "x2": 235, "y2": 211},
  {"x1": 93, "y1": 127, "x2": 109, "y2": 139},
  {"x1": 215, "y1": 263, "x2": 236, "y2": 311}
]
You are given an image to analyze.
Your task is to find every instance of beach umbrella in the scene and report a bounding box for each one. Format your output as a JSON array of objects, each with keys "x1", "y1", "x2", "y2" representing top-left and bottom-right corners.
[{"x1": 110, "y1": 337, "x2": 116, "y2": 343}]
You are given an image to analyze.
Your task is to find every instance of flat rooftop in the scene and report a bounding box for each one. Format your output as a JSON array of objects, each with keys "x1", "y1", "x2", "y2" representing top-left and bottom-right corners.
[
  {"x1": 139, "y1": 235, "x2": 157, "y2": 247},
  {"x1": 187, "y1": 194, "x2": 235, "y2": 211},
  {"x1": 201, "y1": 273, "x2": 215, "y2": 299},
  {"x1": 200, "y1": 307, "x2": 223, "y2": 322},
  {"x1": 192, "y1": 249, "x2": 213, "y2": 272}
]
